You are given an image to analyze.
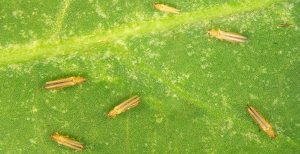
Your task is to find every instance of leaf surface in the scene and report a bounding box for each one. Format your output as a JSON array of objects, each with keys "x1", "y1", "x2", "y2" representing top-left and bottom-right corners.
[{"x1": 0, "y1": 0, "x2": 299, "y2": 153}]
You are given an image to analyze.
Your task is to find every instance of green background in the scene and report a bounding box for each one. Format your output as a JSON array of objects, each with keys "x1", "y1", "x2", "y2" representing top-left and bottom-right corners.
[{"x1": 0, "y1": 0, "x2": 299, "y2": 153}]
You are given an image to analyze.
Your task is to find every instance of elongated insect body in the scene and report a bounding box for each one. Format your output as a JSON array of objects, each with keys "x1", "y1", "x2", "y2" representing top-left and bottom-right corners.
[
  {"x1": 278, "y1": 23, "x2": 293, "y2": 28},
  {"x1": 108, "y1": 96, "x2": 140, "y2": 118},
  {"x1": 45, "y1": 76, "x2": 85, "y2": 89},
  {"x1": 51, "y1": 132, "x2": 84, "y2": 151},
  {"x1": 247, "y1": 105, "x2": 276, "y2": 139},
  {"x1": 154, "y1": 3, "x2": 180, "y2": 14},
  {"x1": 208, "y1": 29, "x2": 247, "y2": 43}
]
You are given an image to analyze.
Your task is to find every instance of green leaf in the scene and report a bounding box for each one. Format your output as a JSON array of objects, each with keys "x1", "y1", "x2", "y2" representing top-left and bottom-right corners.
[{"x1": 0, "y1": 0, "x2": 299, "y2": 153}]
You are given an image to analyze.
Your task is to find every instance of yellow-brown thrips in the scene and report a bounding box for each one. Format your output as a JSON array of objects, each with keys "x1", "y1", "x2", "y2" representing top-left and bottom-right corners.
[
  {"x1": 154, "y1": 3, "x2": 180, "y2": 14},
  {"x1": 45, "y1": 76, "x2": 85, "y2": 89},
  {"x1": 277, "y1": 23, "x2": 293, "y2": 28},
  {"x1": 247, "y1": 105, "x2": 276, "y2": 139},
  {"x1": 208, "y1": 29, "x2": 247, "y2": 43},
  {"x1": 108, "y1": 96, "x2": 140, "y2": 118},
  {"x1": 51, "y1": 132, "x2": 84, "y2": 151}
]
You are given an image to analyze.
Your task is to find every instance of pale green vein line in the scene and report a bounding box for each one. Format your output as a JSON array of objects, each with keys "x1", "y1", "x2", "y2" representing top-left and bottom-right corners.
[
  {"x1": 128, "y1": 59, "x2": 300, "y2": 144},
  {"x1": 112, "y1": 47, "x2": 214, "y2": 112},
  {"x1": 137, "y1": 62, "x2": 211, "y2": 110},
  {"x1": 50, "y1": 0, "x2": 71, "y2": 39},
  {"x1": 126, "y1": 116, "x2": 129, "y2": 154},
  {"x1": 152, "y1": 131, "x2": 157, "y2": 154},
  {"x1": 0, "y1": 0, "x2": 289, "y2": 66}
]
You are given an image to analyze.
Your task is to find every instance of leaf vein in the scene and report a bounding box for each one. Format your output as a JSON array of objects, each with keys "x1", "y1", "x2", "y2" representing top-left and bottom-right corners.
[{"x1": 0, "y1": 0, "x2": 288, "y2": 65}]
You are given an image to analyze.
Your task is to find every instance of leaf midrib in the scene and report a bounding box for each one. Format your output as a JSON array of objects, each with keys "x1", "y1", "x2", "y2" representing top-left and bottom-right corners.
[{"x1": 0, "y1": 0, "x2": 288, "y2": 65}]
